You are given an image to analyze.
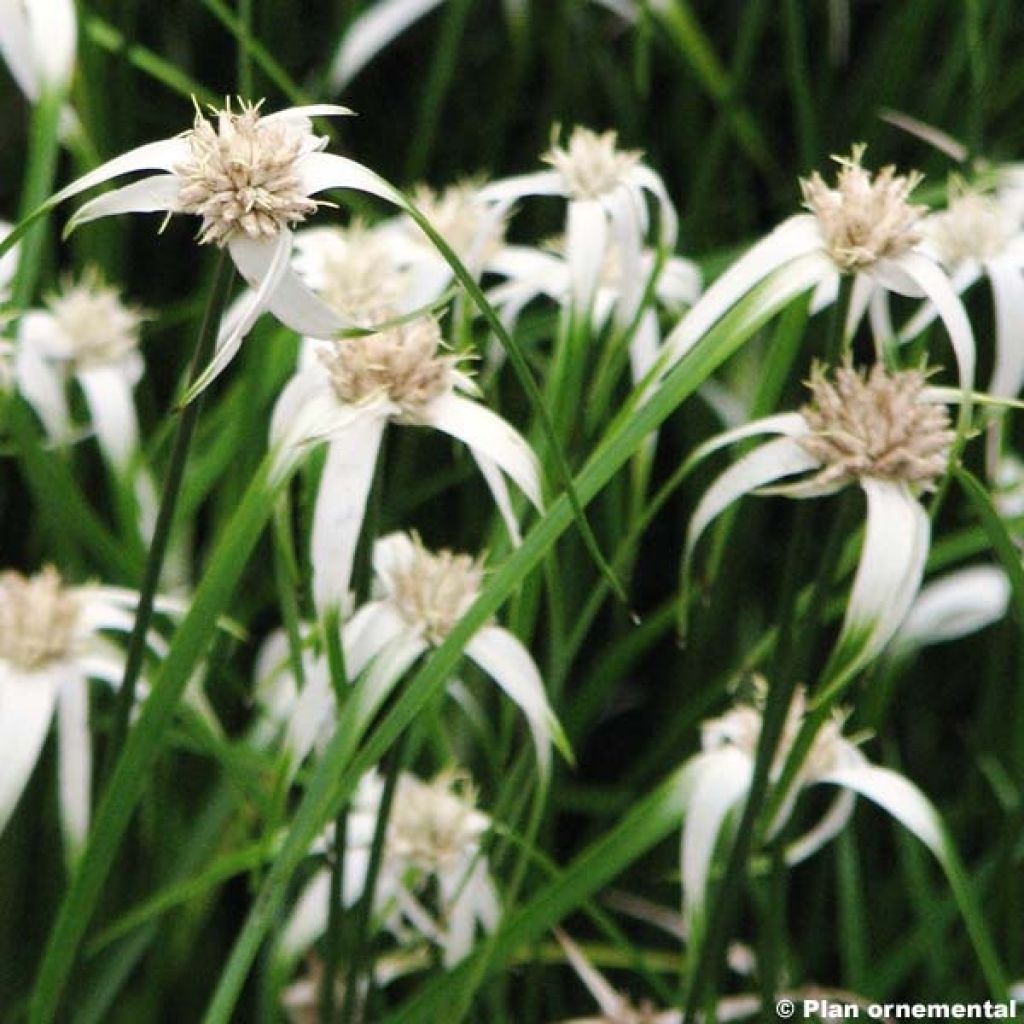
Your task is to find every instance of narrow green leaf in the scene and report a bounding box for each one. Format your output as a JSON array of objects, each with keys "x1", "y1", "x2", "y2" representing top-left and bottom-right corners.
[
  {"x1": 383, "y1": 765, "x2": 693, "y2": 1023},
  {"x1": 86, "y1": 842, "x2": 272, "y2": 955},
  {"x1": 202, "y1": 262, "x2": 821, "y2": 1023},
  {"x1": 29, "y1": 459, "x2": 284, "y2": 1024},
  {"x1": 83, "y1": 15, "x2": 219, "y2": 106}
]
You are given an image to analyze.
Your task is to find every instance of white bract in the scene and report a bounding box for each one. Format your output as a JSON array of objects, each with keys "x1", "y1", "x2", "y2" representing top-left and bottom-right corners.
[
  {"x1": 48, "y1": 100, "x2": 401, "y2": 398},
  {"x1": 677, "y1": 684, "x2": 945, "y2": 930},
  {"x1": 0, "y1": 566, "x2": 177, "y2": 860},
  {"x1": 657, "y1": 146, "x2": 975, "y2": 398},
  {"x1": 280, "y1": 768, "x2": 500, "y2": 969},
  {"x1": 269, "y1": 316, "x2": 543, "y2": 613},
  {"x1": 890, "y1": 565, "x2": 1010, "y2": 657},
  {"x1": 329, "y1": 0, "x2": 447, "y2": 91},
  {"x1": 257, "y1": 532, "x2": 568, "y2": 777},
  {"x1": 328, "y1": 0, "x2": 530, "y2": 91},
  {"x1": 375, "y1": 179, "x2": 512, "y2": 303},
  {"x1": 487, "y1": 238, "x2": 700, "y2": 384},
  {"x1": 0, "y1": 219, "x2": 16, "y2": 301},
  {"x1": 14, "y1": 268, "x2": 147, "y2": 473},
  {"x1": 681, "y1": 361, "x2": 957, "y2": 685},
  {"x1": 898, "y1": 186, "x2": 1024, "y2": 401},
  {"x1": 482, "y1": 127, "x2": 678, "y2": 316},
  {"x1": 0, "y1": 0, "x2": 76, "y2": 100}
]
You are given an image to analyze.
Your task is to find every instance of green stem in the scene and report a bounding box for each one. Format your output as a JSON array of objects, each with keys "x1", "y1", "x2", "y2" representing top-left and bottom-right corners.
[
  {"x1": 321, "y1": 608, "x2": 349, "y2": 1024},
  {"x1": 30, "y1": 455, "x2": 285, "y2": 1024},
  {"x1": 331, "y1": 429, "x2": 389, "y2": 1021},
  {"x1": 682, "y1": 276, "x2": 856, "y2": 1016},
  {"x1": 339, "y1": 733, "x2": 409, "y2": 1024},
  {"x1": 103, "y1": 249, "x2": 235, "y2": 779},
  {"x1": 321, "y1": 811, "x2": 347, "y2": 1024},
  {"x1": 236, "y1": 0, "x2": 254, "y2": 96},
  {"x1": 12, "y1": 87, "x2": 64, "y2": 310},
  {"x1": 681, "y1": 506, "x2": 811, "y2": 1016}
]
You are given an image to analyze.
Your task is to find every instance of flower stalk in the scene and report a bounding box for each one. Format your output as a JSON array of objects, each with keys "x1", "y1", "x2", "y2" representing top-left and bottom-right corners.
[
  {"x1": 681, "y1": 276, "x2": 859, "y2": 1018},
  {"x1": 103, "y1": 248, "x2": 235, "y2": 776}
]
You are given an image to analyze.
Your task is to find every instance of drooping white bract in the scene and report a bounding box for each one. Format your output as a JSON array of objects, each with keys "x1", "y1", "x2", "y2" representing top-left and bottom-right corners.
[
  {"x1": 0, "y1": 219, "x2": 16, "y2": 301},
  {"x1": 286, "y1": 180, "x2": 511, "y2": 349},
  {"x1": 994, "y1": 452, "x2": 1024, "y2": 520},
  {"x1": 256, "y1": 532, "x2": 567, "y2": 777},
  {"x1": 329, "y1": 0, "x2": 447, "y2": 91},
  {"x1": 280, "y1": 768, "x2": 500, "y2": 969},
  {"x1": 328, "y1": 0, "x2": 533, "y2": 92},
  {"x1": 48, "y1": 100, "x2": 401, "y2": 398},
  {"x1": 681, "y1": 361, "x2": 957, "y2": 686},
  {"x1": 482, "y1": 127, "x2": 678, "y2": 318},
  {"x1": 890, "y1": 565, "x2": 1011, "y2": 657},
  {"x1": 657, "y1": 145, "x2": 975, "y2": 398},
  {"x1": 487, "y1": 237, "x2": 700, "y2": 384},
  {"x1": 0, "y1": 0, "x2": 76, "y2": 101},
  {"x1": 269, "y1": 316, "x2": 543, "y2": 613},
  {"x1": 677, "y1": 683, "x2": 945, "y2": 930},
  {"x1": 895, "y1": 185, "x2": 1024, "y2": 404},
  {"x1": 553, "y1": 929, "x2": 682, "y2": 1024},
  {"x1": 14, "y1": 267, "x2": 147, "y2": 473},
  {"x1": 0, "y1": 565, "x2": 178, "y2": 860}
]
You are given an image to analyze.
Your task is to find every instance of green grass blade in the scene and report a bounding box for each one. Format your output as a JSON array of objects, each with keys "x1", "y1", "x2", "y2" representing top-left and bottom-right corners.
[
  {"x1": 28, "y1": 459, "x2": 284, "y2": 1024},
  {"x1": 200, "y1": 264, "x2": 820, "y2": 1023}
]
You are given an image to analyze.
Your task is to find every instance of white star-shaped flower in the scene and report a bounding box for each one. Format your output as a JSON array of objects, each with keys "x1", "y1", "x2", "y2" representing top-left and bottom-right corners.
[
  {"x1": 48, "y1": 99, "x2": 401, "y2": 398},
  {"x1": 269, "y1": 316, "x2": 543, "y2": 613},
  {"x1": 658, "y1": 146, "x2": 975, "y2": 399},
  {"x1": 681, "y1": 361, "x2": 959, "y2": 685},
  {"x1": 898, "y1": 185, "x2": 1024, "y2": 402},
  {"x1": 13, "y1": 268, "x2": 147, "y2": 473},
  {"x1": 678, "y1": 682, "x2": 945, "y2": 931},
  {"x1": 256, "y1": 531, "x2": 568, "y2": 778},
  {"x1": 280, "y1": 768, "x2": 500, "y2": 969},
  {"x1": 482, "y1": 127, "x2": 678, "y2": 316},
  {"x1": 0, "y1": 565, "x2": 179, "y2": 860}
]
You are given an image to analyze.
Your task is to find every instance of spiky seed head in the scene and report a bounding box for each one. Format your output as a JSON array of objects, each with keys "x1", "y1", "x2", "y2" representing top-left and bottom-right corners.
[
  {"x1": 800, "y1": 144, "x2": 926, "y2": 273},
  {"x1": 176, "y1": 100, "x2": 321, "y2": 246},
  {"x1": 0, "y1": 566, "x2": 81, "y2": 672},
  {"x1": 318, "y1": 317, "x2": 457, "y2": 420},
  {"x1": 798, "y1": 362, "x2": 954, "y2": 490},
  {"x1": 543, "y1": 127, "x2": 642, "y2": 201}
]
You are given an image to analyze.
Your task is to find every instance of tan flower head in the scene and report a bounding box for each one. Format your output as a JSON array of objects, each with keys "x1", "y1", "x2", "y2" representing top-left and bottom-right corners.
[
  {"x1": 407, "y1": 180, "x2": 507, "y2": 263},
  {"x1": 543, "y1": 127, "x2": 643, "y2": 201},
  {"x1": 798, "y1": 362, "x2": 954, "y2": 490},
  {"x1": 378, "y1": 532, "x2": 484, "y2": 643},
  {"x1": 388, "y1": 771, "x2": 490, "y2": 874},
  {"x1": 701, "y1": 681, "x2": 851, "y2": 784},
  {"x1": 318, "y1": 317, "x2": 457, "y2": 419},
  {"x1": 927, "y1": 188, "x2": 1014, "y2": 268},
  {"x1": 176, "y1": 99, "x2": 322, "y2": 246},
  {"x1": 0, "y1": 566, "x2": 81, "y2": 672},
  {"x1": 314, "y1": 221, "x2": 410, "y2": 324},
  {"x1": 44, "y1": 268, "x2": 146, "y2": 367},
  {"x1": 801, "y1": 144, "x2": 926, "y2": 273}
]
